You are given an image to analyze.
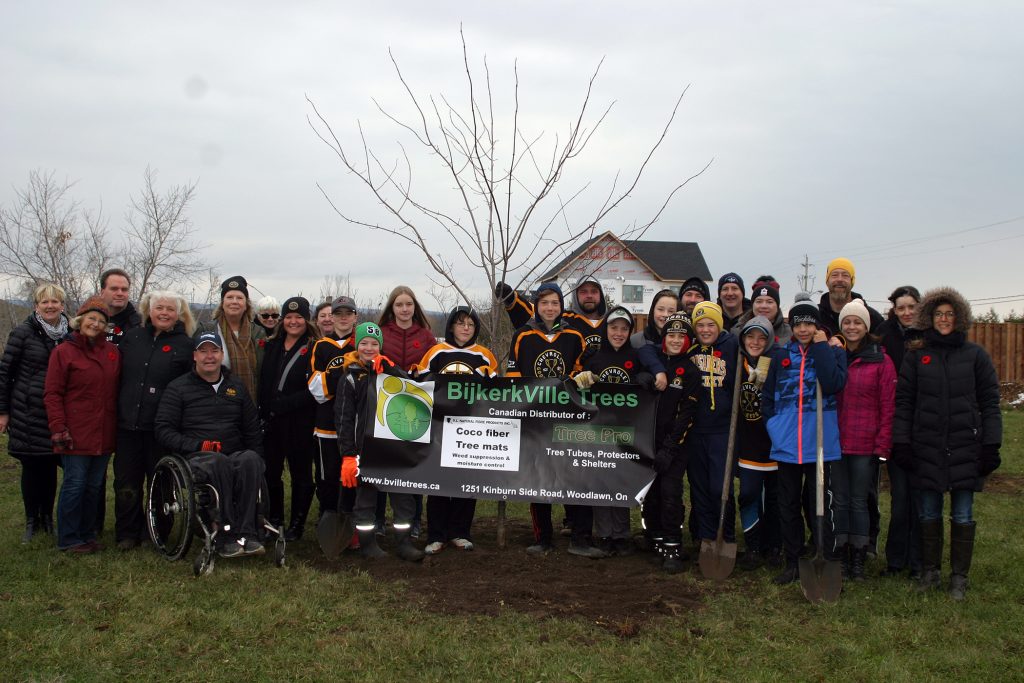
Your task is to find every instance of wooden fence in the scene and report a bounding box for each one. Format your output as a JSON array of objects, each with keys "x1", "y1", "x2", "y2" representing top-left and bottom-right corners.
[{"x1": 969, "y1": 322, "x2": 1024, "y2": 384}]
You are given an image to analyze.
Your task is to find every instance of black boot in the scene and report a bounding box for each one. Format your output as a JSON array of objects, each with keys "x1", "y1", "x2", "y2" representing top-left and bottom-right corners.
[
  {"x1": 851, "y1": 546, "x2": 867, "y2": 581},
  {"x1": 949, "y1": 521, "x2": 976, "y2": 601},
  {"x1": 284, "y1": 508, "x2": 309, "y2": 542},
  {"x1": 839, "y1": 543, "x2": 852, "y2": 580},
  {"x1": 917, "y1": 519, "x2": 943, "y2": 592},
  {"x1": 394, "y1": 531, "x2": 424, "y2": 563},
  {"x1": 21, "y1": 516, "x2": 38, "y2": 544},
  {"x1": 739, "y1": 525, "x2": 763, "y2": 571},
  {"x1": 773, "y1": 562, "x2": 799, "y2": 585},
  {"x1": 358, "y1": 528, "x2": 387, "y2": 559},
  {"x1": 661, "y1": 538, "x2": 685, "y2": 574},
  {"x1": 40, "y1": 514, "x2": 54, "y2": 534}
]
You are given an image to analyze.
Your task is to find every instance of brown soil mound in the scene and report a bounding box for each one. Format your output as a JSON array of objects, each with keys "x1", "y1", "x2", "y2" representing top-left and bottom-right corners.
[
  {"x1": 985, "y1": 472, "x2": 1024, "y2": 495},
  {"x1": 311, "y1": 517, "x2": 706, "y2": 635}
]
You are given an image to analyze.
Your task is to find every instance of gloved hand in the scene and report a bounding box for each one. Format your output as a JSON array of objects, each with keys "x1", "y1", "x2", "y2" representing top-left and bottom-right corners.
[
  {"x1": 494, "y1": 281, "x2": 515, "y2": 304},
  {"x1": 200, "y1": 440, "x2": 222, "y2": 453},
  {"x1": 890, "y1": 443, "x2": 916, "y2": 472},
  {"x1": 653, "y1": 447, "x2": 674, "y2": 474},
  {"x1": 748, "y1": 356, "x2": 771, "y2": 386},
  {"x1": 653, "y1": 372, "x2": 668, "y2": 391},
  {"x1": 980, "y1": 444, "x2": 1001, "y2": 476},
  {"x1": 574, "y1": 371, "x2": 596, "y2": 389},
  {"x1": 372, "y1": 355, "x2": 394, "y2": 375},
  {"x1": 341, "y1": 455, "x2": 360, "y2": 488},
  {"x1": 51, "y1": 430, "x2": 73, "y2": 450}
]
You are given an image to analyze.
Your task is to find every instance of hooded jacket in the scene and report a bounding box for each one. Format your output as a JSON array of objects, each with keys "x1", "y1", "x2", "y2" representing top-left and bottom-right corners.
[
  {"x1": 836, "y1": 341, "x2": 896, "y2": 457},
  {"x1": 654, "y1": 346, "x2": 700, "y2": 456},
  {"x1": 761, "y1": 339, "x2": 847, "y2": 465},
  {"x1": 685, "y1": 329, "x2": 740, "y2": 434},
  {"x1": 892, "y1": 287, "x2": 1001, "y2": 492},
  {"x1": 334, "y1": 351, "x2": 405, "y2": 459},
  {"x1": 0, "y1": 314, "x2": 72, "y2": 457},
  {"x1": 43, "y1": 331, "x2": 121, "y2": 456},
  {"x1": 630, "y1": 290, "x2": 679, "y2": 377},
  {"x1": 877, "y1": 317, "x2": 922, "y2": 377},
  {"x1": 413, "y1": 307, "x2": 498, "y2": 379},
  {"x1": 576, "y1": 306, "x2": 649, "y2": 384},
  {"x1": 501, "y1": 277, "x2": 606, "y2": 349},
  {"x1": 731, "y1": 308, "x2": 793, "y2": 347},
  {"x1": 736, "y1": 317, "x2": 776, "y2": 467},
  {"x1": 506, "y1": 283, "x2": 584, "y2": 379}
]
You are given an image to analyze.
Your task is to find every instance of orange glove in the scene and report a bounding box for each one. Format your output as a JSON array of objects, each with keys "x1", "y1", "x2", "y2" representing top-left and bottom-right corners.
[
  {"x1": 372, "y1": 355, "x2": 394, "y2": 374},
  {"x1": 200, "y1": 440, "x2": 222, "y2": 453},
  {"x1": 341, "y1": 455, "x2": 360, "y2": 488}
]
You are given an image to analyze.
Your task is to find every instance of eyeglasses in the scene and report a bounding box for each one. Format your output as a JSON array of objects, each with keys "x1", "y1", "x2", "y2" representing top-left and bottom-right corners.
[
  {"x1": 933, "y1": 311, "x2": 956, "y2": 320},
  {"x1": 260, "y1": 313, "x2": 280, "y2": 320}
]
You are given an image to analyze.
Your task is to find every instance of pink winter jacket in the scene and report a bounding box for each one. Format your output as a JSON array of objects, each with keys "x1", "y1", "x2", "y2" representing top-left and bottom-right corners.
[{"x1": 836, "y1": 344, "x2": 896, "y2": 457}]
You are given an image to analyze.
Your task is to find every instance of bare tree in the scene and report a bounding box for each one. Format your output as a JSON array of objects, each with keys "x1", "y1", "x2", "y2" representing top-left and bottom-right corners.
[
  {"x1": 0, "y1": 169, "x2": 111, "y2": 308},
  {"x1": 307, "y1": 29, "x2": 710, "y2": 361},
  {"x1": 122, "y1": 166, "x2": 206, "y2": 302},
  {"x1": 319, "y1": 272, "x2": 361, "y2": 307}
]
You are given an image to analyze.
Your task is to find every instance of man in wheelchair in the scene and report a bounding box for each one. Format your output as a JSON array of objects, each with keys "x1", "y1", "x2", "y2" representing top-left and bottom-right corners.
[{"x1": 154, "y1": 331, "x2": 266, "y2": 558}]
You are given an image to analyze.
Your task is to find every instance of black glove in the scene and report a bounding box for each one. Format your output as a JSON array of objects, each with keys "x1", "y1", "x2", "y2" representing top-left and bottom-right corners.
[
  {"x1": 654, "y1": 447, "x2": 674, "y2": 475},
  {"x1": 979, "y1": 443, "x2": 1001, "y2": 476},
  {"x1": 494, "y1": 281, "x2": 515, "y2": 304},
  {"x1": 890, "y1": 443, "x2": 916, "y2": 472}
]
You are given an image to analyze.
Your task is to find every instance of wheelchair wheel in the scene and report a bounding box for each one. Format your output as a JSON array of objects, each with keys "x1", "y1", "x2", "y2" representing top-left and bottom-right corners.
[
  {"x1": 275, "y1": 536, "x2": 287, "y2": 568},
  {"x1": 147, "y1": 455, "x2": 196, "y2": 561}
]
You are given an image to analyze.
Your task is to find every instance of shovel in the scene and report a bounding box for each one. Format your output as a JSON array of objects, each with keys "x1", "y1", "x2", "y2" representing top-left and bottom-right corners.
[
  {"x1": 316, "y1": 510, "x2": 354, "y2": 561},
  {"x1": 699, "y1": 346, "x2": 745, "y2": 580},
  {"x1": 799, "y1": 381, "x2": 843, "y2": 603}
]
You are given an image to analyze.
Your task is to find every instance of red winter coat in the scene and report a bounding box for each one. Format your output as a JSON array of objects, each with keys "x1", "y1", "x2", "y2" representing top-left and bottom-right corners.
[
  {"x1": 380, "y1": 320, "x2": 436, "y2": 371},
  {"x1": 836, "y1": 343, "x2": 895, "y2": 457},
  {"x1": 43, "y1": 332, "x2": 120, "y2": 456}
]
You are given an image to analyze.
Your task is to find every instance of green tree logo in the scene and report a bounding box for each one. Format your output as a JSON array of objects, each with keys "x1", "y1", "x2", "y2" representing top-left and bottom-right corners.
[{"x1": 376, "y1": 375, "x2": 433, "y2": 442}]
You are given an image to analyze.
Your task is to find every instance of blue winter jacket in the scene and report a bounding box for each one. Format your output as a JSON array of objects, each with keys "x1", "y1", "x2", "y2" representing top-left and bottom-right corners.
[
  {"x1": 686, "y1": 330, "x2": 739, "y2": 434},
  {"x1": 761, "y1": 339, "x2": 847, "y2": 464}
]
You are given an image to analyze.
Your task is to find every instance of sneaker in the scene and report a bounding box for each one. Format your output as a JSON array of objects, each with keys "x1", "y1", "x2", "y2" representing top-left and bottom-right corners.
[
  {"x1": 424, "y1": 541, "x2": 445, "y2": 555},
  {"x1": 773, "y1": 565, "x2": 799, "y2": 585},
  {"x1": 450, "y1": 538, "x2": 474, "y2": 551},
  {"x1": 219, "y1": 538, "x2": 245, "y2": 558},
  {"x1": 243, "y1": 539, "x2": 265, "y2": 555},
  {"x1": 117, "y1": 538, "x2": 139, "y2": 552},
  {"x1": 526, "y1": 542, "x2": 553, "y2": 556},
  {"x1": 568, "y1": 542, "x2": 609, "y2": 559}
]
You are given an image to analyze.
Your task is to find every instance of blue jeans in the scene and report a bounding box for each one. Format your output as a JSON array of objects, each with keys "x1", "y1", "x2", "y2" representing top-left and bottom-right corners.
[
  {"x1": 57, "y1": 454, "x2": 110, "y2": 549},
  {"x1": 830, "y1": 454, "x2": 876, "y2": 548},
  {"x1": 916, "y1": 489, "x2": 974, "y2": 524}
]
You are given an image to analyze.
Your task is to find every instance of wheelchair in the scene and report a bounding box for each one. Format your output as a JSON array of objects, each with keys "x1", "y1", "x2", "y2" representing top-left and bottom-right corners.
[{"x1": 146, "y1": 453, "x2": 286, "y2": 576}]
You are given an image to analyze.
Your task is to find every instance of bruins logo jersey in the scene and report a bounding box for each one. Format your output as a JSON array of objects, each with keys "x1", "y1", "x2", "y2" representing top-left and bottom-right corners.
[
  {"x1": 413, "y1": 343, "x2": 498, "y2": 378},
  {"x1": 506, "y1": 326, "x2": 584, "y2": 379}
]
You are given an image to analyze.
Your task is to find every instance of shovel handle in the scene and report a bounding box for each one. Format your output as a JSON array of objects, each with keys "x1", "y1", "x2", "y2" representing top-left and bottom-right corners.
[{"x1": 815, "y1": 381, "x2": 825, "y2": 518}]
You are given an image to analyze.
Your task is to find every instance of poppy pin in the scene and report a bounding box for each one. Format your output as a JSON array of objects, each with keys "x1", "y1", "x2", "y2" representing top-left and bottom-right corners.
[
  {"x1": 713, "y1": 350, "x2": 722, "y2": 358},
  {"x1": 413, "y1": 341, "x2": 421, "y2": 349},
  {"x1": 108, "y1": 351, "x2": 117, "y2": 361},
  {"x1": 162, "y1": 345, "x2": 171, "y2": 353},
  {"x1": 675, "y1": 367, "x2": 685, "y2": 376},
  {"x1": 300, "y1": 347, "x2": 308, "y2": 355},
  {"x1": 624, "y1": 361, "x2": 633, "y2": 370},
  {"x1": 922, "y1": 355, "x2": 931, "y2": 365},
  {"x1": 781, "y1": 358, "x2": 791, "y2": 368},
  {"x1": 113, "y1": 326, "x2": 122, "y2": 335},
  {"x1": 258, "y1": 339, "x2": 266, "y2": 348}
]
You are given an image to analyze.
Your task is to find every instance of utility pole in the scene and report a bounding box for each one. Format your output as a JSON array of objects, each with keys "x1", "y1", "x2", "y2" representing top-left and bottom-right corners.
[{"x1": 797, "y1": 254, "x2": 815, "y2": 294}]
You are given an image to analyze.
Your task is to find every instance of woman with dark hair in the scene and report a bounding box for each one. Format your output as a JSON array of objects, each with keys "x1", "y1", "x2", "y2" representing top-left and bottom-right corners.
[
  {"x1": 731, "y1": 276, "x2": 792, "y2": 346},
  {"x1": 113, "y1": 291, "x2": 195, "y2": 550},
  {"x1": 44, "y1": 296, "x2": 121, "y2": 553},
  {"x1": 630, "y1": 289, "x2": 678, "y2": 391},
  {"x1": 0, "y1": 283, "x2": 72, "y2": 542},
  {"x1": 258, "y1": 296, "x2": 320, "y2": 540},
  {"x1": 315, "y1": 301, "x2": 334, "y2": 338},
  {"x1": 892, "y1": 287, "x2": 1001, "y2": 600},
  {"x1": 877, "y1": 285, "x2": 923, "y2": 579},
  {"x1": 832, "y1": 300, "x2": 896, "y2": 580},
  {"x1": 198, "y1": 276, "x2": 266, "y2": 400},
  {"x1": 377, "y1": 285, "x2": 435, "y2": 537}
]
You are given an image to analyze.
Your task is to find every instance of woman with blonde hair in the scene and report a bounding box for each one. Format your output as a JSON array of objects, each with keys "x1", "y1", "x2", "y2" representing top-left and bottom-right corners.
[
  {"x1": 0, "y1": 283, "x2": 72, "y2": 542},
  {"x1": 113, "y1": 291, "x2": 196, "y2": 549}
]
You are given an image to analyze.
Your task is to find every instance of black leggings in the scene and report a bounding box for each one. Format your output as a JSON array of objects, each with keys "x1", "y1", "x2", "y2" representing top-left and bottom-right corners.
[{"x1": 18, "y1": 454, "x2": 61, "y2": 520}]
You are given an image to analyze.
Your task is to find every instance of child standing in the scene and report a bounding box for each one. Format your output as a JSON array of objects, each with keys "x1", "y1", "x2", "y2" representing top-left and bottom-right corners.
[{"x1": 761, "y1": 294, "x2": 847, "y2": 585}]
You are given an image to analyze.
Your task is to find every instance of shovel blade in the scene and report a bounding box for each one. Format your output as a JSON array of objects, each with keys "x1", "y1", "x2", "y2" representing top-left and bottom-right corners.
[
  {"x1": 316, "y1": 511, "x2": 353, "y2": 560},
  {"x1": 798, "y1": 556, "x2": 843, "y2": 603},
  {"x1": 698, "y1": 538, "x2": 737, "y2": 580}
]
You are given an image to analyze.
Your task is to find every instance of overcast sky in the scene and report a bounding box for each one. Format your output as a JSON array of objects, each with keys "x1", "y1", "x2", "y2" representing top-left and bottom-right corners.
[{"x1": 2, "y1": 2, "x2": 1021, "y2": 315}]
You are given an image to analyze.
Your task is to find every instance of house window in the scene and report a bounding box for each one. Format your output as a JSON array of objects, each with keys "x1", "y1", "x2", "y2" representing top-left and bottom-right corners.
[{"x1": 621, "y1": 284, "x2": 645, "y2": 304}]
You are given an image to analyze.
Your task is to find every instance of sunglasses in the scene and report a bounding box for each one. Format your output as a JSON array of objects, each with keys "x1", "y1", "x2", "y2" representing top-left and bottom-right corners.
[{"x1": 259, "y1": 313, "x2": 280, "y2": 320}]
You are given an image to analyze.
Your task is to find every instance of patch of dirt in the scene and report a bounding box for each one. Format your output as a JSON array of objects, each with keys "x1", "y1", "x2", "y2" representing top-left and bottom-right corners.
[
  {"x1": 311, "y1": 516, "x2": 706, "y2": 634},
  {"x1": 985, "y1": 472, "x2": 1024, "y2": 495},
  {"x1": 1000, "y1": 381, "x2": 1024, "y2": 408}
]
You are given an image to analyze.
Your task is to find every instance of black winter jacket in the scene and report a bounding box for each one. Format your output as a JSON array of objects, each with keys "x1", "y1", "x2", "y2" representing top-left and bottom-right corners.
[
  {"x1": 106, "y1": 302, "x2": 142, "y2": 346},
  {"x1": 335, "y1": 353, "x2": 405, "y2": 459},
  {"x1": 893, "y1": 329, "x2": 1001, "y2": 492},
  {"x1": 155, "y1": 369, "x2": 263, "y2": 457},
  {"x1": 117, "y1": 321, "x2": 193, "y2": 431},
  {"x1": 877, "y1": 318, "x2": 923, "y2": 378},
  {"x1": 258, "y1": 333, "x2": 316, "y2": 425},
  {"x1": 0, "y1": 315, "x2": 71, "y2": 457}
]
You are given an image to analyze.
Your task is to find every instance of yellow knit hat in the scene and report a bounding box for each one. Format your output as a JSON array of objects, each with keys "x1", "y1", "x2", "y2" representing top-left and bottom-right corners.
[
  {"x1": 826, "y1": 257, "x2": 856, "y2": 284},
  {"x1": 692, "y1": 301, "x2": 724, "y2": 331}
]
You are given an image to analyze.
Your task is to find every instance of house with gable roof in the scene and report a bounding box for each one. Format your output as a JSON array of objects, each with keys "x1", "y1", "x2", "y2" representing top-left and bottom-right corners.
[{"x1": 537, "y1": 231, "x2": 712, "y2": 315}]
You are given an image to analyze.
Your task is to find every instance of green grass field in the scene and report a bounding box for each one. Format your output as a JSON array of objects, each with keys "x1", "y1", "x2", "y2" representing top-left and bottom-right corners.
[{"x1": 2, "y1": 414, "x2": 1023, "y2": 682}]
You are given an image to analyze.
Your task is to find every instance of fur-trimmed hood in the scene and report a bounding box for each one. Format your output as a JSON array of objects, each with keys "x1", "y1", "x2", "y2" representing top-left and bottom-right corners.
[{"x1": 915, "y1": 286, "x2": 972, "y2": 333}]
